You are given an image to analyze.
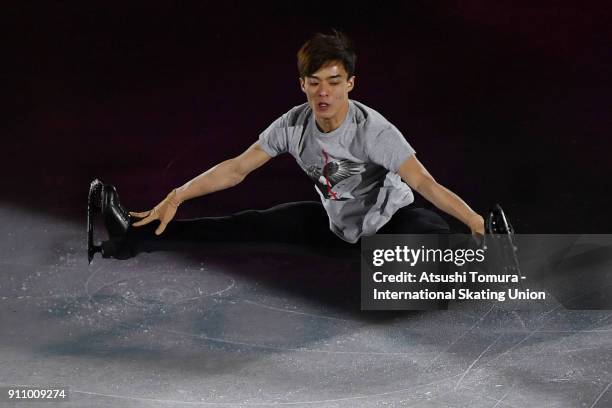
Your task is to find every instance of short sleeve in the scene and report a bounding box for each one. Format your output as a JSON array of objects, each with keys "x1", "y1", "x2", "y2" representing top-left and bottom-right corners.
[
  {"x1": 258, "y1": 115, "x2": 289, "y2": 158},
  {"x1": 366, "y1": 125, "x2": 416, "y2": 172}
]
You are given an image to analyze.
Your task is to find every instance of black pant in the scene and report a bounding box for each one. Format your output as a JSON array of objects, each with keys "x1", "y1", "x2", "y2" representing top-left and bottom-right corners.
[{"x1": 124, "y1": 201, "x2": 450, "y2": 256}]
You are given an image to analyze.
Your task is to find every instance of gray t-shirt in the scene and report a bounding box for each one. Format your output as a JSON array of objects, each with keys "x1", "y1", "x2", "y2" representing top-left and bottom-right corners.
[{"x1": 258, "y1": 99, "x2": 416, "y2": 243}]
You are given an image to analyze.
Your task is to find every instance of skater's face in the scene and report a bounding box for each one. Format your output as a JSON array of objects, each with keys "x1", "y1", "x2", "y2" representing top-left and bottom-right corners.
[{"x1": 299, "y1": 62, "x2": 355, "y2": 128}]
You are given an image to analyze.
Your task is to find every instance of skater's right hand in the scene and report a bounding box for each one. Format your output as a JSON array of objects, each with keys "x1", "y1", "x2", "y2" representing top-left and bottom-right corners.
[{"x1": 129, "y1": 189, "x2": 182, "y2": 235}]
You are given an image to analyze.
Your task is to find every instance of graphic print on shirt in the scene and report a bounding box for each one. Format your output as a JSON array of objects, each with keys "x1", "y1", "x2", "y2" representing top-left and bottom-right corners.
[{"x1": 304, "y1": 149, "x2": 366, "y2": 200}]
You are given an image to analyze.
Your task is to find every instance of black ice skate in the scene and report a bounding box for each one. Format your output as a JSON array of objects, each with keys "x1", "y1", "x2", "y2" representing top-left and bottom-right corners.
[
  {"x1": 87, "y1": 179, "x2": 132, "y2": 264},
  {"x1": 484, "y1": 204, "x2": 523, "y2": 282}
]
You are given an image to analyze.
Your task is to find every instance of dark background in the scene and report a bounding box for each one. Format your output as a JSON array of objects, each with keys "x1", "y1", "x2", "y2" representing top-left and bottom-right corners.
[{"x1": 4, "y1": 1, "x2": 612, "y2": 233}]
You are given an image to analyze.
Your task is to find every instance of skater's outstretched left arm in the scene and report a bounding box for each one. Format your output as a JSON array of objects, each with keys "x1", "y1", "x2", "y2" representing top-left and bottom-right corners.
[{"x1": 398, "y1": 155, "x2": 485, "y2": 236}]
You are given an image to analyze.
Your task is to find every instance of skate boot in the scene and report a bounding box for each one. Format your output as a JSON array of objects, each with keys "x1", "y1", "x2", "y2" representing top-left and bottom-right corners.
[
  {"x1": 484, "y1": 204, "x2": 522, "y2": 281},
  {"x1": 87, "y1": 179, "x2": 133, "y2": 263},
  {"x1": 485, "y1": 203, "x2": 514, "y2": 235}
]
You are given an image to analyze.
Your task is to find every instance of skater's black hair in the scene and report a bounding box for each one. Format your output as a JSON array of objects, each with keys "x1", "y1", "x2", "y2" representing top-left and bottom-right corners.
[{"x1": 297, "y1": 29, "x2": 356, "y2": 79}]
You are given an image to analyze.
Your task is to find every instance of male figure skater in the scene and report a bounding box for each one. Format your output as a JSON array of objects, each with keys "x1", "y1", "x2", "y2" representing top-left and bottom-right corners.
[{"x1": 89, "y1": 31, "x2": 486, "y2": 262}]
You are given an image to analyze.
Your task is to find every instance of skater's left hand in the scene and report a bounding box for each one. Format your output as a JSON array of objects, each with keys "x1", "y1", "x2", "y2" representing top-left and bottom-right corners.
[
  {"x1": 468, "y1": 213, "x2": 485, "y2": 236},
  {"x1": 468, "y1": 214, "x2": 485, "y2": 248}
]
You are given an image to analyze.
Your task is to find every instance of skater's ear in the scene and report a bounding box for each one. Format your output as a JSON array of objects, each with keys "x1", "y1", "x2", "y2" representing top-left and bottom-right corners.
[{"x1": 346, "y1": 75, "x2": 355, "y2": 92}]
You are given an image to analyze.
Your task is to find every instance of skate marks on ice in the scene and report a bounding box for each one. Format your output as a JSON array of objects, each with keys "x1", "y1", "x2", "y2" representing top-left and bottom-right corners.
[{"x1": 0, "y1": 206, "x2": 611, "y2": 407}]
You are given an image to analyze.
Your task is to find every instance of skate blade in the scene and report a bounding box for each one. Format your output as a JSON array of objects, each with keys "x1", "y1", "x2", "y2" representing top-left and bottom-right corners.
[{"x1": 87, "y1": 179, "x2": 104, "y2": 264}]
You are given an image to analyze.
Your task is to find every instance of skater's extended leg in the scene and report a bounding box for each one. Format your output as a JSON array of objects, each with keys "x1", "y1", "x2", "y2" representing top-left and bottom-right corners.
[{"x1": 123, "y1": 201, "x2": 346, "y2": 255}]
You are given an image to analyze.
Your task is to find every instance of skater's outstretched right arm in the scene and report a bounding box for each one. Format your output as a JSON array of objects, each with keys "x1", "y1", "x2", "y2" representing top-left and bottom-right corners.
[{"x1": 129, "y1": 141, "x2": 272, "y2": 235}]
